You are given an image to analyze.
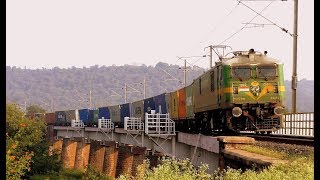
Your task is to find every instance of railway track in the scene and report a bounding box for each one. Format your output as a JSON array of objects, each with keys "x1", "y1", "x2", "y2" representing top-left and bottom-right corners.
[{"x1": 240, "y1": 133, "x2": 314, "y2": 146}]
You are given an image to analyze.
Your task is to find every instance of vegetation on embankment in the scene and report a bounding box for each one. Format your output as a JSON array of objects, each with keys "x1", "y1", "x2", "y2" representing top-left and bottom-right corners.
[
  {"x1": 6, "y1": 103, "x2": 61, "y2": 179},
  {"x1": 240, "y1": 140, "x2": 314, "y2": 160},
  {"x1": 30, "y1": 166, "x2": 112, "y2": 180},
  {"x1": 117, "y1": 141, "x2": 314, "y2": 179}
]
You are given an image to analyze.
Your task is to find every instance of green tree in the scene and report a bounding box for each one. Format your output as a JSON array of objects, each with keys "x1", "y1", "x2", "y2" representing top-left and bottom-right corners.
[
  {"x1": 26, "y1": 105, "x2": 46, "y2": 115},
  {"x1": 6, "y1": 103, "x2": 59, "y2": 179}
]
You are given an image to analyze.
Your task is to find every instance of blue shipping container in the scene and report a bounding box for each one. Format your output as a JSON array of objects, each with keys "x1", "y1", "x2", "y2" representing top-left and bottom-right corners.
[
  {"x1": 144, "y1": 97, "x2": 155, "y2": 114},
  {"x1": 79, "y1": 109, "x2": 90, "y2": 124},
  {"x1": 120, "y1": 103, "x2": 130, "y2": 123},
  {"x1": 154, "y1": 93, "x2": 167, "y2": 114},
  {"x1": 98, "y1": 107, "x2": 110, "y2": 119}
]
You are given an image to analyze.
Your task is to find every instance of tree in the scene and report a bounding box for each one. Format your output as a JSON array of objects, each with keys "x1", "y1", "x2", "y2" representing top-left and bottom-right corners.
[
  {"x1": 6, "y1": 103, "x2": 60, "y2": 179},
  {"x1": 26, "y1": 105, "x2": 46, "y2": 115}
]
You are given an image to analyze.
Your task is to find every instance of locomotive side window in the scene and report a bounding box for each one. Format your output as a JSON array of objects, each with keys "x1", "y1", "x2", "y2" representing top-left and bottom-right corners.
[
  {"x1": 231, "y1": 66, "x2": 251, "y2": 81},
  {"x1": 257, "y1": 65, "x2": 277, "y2": 80},
  {"x1": 210, "y1": 71, "x2": 214, "y2": 91}
]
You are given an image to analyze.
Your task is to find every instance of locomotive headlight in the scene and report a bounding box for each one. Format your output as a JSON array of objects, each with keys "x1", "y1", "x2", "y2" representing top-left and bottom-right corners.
[
  {"x1": 232, "y1": 107, "x2": 242, "y2": 117},
  {"x1": 274, "y1": 84, "x2": 278, "y2": 93},
  {"x1": 233, "y1": 86, "x2": 238, "y2": 94},
  {"x1": 274, "y1": 106, "x2": 284, "y2": 115}
]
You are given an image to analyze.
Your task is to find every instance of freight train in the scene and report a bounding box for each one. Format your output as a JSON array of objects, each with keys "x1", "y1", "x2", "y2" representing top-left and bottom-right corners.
[{"x1": 33, "y1": 49, "x2": 286, "y2": 134}]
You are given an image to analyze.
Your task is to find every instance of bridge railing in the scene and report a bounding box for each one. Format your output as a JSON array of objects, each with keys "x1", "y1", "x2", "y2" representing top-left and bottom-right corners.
[
  {"x1": 124, "y1": 117, "x2": 144, "y2": 131},
  {"x1": 273, "y1": 112, "x2": 314, "y2": 137},
  {"x1": 71, "y1": 120, "x2": 84, "y2": 127},
  {"x1": 98, "y1": 117, "x2": 114, "y2": 129},
  {"x1": 145, "y1": 113, "x2": 175, "y2": 136}
]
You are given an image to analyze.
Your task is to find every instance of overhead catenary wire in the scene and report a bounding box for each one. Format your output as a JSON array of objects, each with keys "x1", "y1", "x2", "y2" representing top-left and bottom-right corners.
[
  {"x1": 198, "y1": 2, "x2": 240, "y2": 45},
  {"x1": 169, "y1": 0, "x2": 291, "y2": 70},
  {"x1": 236, "y1": 0, "x2": 293, "y2": 36},
  {"x1": 190, "y1": 53, "x2": 210, "y2": 66},
  {"x1": 218, "y1": 1, "x2": 274, "y2": 45},
  {"x1": 172, "y1": 1, "x2": 241, "y2": 66}
]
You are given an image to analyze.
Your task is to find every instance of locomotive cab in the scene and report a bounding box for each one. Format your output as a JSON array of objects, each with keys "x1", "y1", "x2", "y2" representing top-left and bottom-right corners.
[{"x1": 224, "y1": 49, "x2": 285, "y2": 133}]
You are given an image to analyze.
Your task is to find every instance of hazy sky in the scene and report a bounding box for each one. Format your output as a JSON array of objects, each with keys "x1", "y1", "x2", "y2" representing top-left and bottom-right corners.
[{"x1": 7, "y1": 0, "x2": 314, "y2": 80}]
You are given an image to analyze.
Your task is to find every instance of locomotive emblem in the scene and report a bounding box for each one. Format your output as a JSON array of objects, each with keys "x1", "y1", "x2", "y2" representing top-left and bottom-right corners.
[{"x1": 250, "y1": 81, "x2": 260, "y2": 96}]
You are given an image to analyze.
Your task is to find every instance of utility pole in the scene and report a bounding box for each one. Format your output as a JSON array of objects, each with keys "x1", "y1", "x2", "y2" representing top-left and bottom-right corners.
[
  {"x1": 292, "y1": 0, "x2": 298, "y2": 113},
  {"x1": 51, "y1": 98, "x2": 54, "y2": 112},
  {"x1": 124, "y1": 83, "x2": 127, "y2": 103},
  {"x1": 209, "y1": 45, "x2": 213, "y2": 68},
  {"x1": 89, "y1": 89, "x2": 92, "y2": 109},
  {"x1": 143, "y1": 77, "x2": 146, "y2": 99},
  {"x1": 184, "y1": 59, "x2": 187, "y2": 87},
  {"x1": 205, "y1": 45, "x2": 213, "y2": 68}
]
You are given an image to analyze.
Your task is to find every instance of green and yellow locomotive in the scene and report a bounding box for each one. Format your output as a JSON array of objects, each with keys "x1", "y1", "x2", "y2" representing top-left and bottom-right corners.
[{"x1": 191, "y1": 49, "x2": 285, "y2": 134}]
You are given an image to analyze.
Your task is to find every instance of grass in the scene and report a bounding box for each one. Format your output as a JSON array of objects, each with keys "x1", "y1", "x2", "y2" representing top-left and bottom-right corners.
[
  {"x1": 240, "y1": 141, "x2": 314, "y2": 161},
  {"x1": 240, "y1": 145, "x2": 287, "y2": 159}
]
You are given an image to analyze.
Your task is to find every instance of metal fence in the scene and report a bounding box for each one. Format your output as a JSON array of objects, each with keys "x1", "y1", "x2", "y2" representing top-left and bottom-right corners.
[
  {"x1": 98, "y1": 117, "x2": 114, "y2": 129},
  {"x1": 124, "y1": 117, "x2": 144, "y2": 131},
  {"x1": 273, "y1": 112, "x2": 314, "y2": 137},
  {"x1": 145, "y1": 113, "x2": 175, "y2": 136}
]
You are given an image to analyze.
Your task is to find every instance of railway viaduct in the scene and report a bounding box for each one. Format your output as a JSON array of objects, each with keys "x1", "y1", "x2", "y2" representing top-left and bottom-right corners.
[{"x1": 50, "y1": 114, "x2": 291, "y2": 178}]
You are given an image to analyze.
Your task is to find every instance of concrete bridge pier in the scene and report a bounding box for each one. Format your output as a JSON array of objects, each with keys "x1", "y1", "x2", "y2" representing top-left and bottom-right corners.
[
  {"x1": 116, "y1": 144, "x2": 134, "y2": 177},
  {"x1": 52, "y1": 137, "x2": 63, "y2": 160},
  {"x1": 74, "y1": 137, "x2": 91, "y2": 171},
  {"x1": 217, "y1": 136, "x2": 255, "y2": 170},
  {"x1": 61, "y1": 138, "x2": 77, "y2": 169},
  {"x1": 89, "y1": 140, "x2": 106, "y2": 172},
  {"x1": 131, "y1": 146, "x2": 147, "y2": 178},
  {"x1": 102, "y1": 141, "x2": 119, "y2": 179}
]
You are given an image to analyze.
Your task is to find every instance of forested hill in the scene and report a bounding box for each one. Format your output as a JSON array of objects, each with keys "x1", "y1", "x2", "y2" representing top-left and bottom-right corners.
[
  {"x1": 6, "y1": 63, "x2": 314, "y2": 113},
  {"x1": 6, "y1": 62, "x2": 205, "y2": 111}
]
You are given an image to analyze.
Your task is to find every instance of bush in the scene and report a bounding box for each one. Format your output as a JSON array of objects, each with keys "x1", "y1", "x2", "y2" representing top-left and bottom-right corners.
[
  {"x1": 82, "y1": 165, "x2": 112, "y2": 180},
  {"x1": 118, "y1": 157, "x2": 212, "y2": 180},
  {"x1": 6, "y1": 103, "x2": 62, "y2": 179}
]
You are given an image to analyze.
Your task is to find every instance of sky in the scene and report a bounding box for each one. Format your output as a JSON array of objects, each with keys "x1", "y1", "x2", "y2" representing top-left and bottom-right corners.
[{"x1": 6, "y1": 0, "x2": 314, "y2": 80}]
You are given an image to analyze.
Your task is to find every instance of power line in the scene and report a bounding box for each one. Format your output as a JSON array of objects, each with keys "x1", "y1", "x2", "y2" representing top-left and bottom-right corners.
[
  {"x1": 218, "y1": 1, "x2": 274, "y2": 45},
  {"x1": 172, "y1": 1, "x2": 240, "y2": 66},
  {"x1": 190, "y1": 53, "x2": 210, "y2": 66},
  {"x1": 236, "y1": 0, "x2": 293, "y2": 36},
  {"x1": 199, "y1": 2, "x2": 240, "y2": 45}
]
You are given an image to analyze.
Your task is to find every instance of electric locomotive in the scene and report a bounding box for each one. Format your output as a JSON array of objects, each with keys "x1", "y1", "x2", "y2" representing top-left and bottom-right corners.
[{"x1": 190, "y1": 49, "x2": 285, "y2": 134}]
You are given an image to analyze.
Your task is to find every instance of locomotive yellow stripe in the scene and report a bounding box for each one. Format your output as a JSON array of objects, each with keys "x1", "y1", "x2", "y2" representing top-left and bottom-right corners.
[
  {"x1": 212, "y1": 85, "x2": 284, "y2": 95},
  {"x1": 257, "y1": 85, "x2": 273, "y2": 100},
  {"x1": 279, "y1": 86, "x2": 285, "y2": 92},
  {"x1": 223, "y1": 87, "x2": 233, "y2": 93}
]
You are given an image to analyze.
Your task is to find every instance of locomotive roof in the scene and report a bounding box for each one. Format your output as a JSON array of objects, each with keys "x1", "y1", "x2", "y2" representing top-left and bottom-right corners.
[{"x1": 220, "y1": 50, "x2": 282, "y2": 66}]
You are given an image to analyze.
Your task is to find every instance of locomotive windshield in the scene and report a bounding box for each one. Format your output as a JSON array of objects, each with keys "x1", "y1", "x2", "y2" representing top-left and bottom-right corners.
[
  {"x1": 257, "y1": 65, "x2": 277, "y2": 80},
  {"x1": 232, "y1": 66, "x2": 251, "y2": 81}
]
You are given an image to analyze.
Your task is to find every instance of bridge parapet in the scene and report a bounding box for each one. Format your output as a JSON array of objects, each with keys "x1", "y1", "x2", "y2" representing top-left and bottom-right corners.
[
  {"x1": 145, "y1": 113, "x2": 175, "y2": 136},
  {"x1": 124, "y1": 117, "x2": 144, "y2": 132}
]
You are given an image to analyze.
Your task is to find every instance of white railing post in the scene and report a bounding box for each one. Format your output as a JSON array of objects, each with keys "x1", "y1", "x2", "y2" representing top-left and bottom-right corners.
[{"x1": 144, "y1": 112, "x2": 175, "y2": 136}]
